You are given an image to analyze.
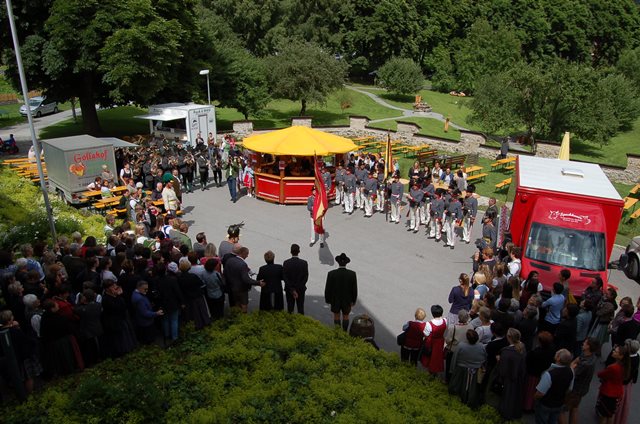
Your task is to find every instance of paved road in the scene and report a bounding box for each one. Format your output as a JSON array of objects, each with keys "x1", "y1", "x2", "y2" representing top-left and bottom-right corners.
[
  {"x1": 0, "y1": 108, "x2": 78, "y2": 153},
  {"x1": 181, "y1": 181, "x2": 639, "y2": 424}
]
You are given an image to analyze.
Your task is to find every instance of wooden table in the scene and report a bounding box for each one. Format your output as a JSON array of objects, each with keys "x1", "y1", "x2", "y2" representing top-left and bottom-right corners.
[
  {"x1": 491, "y1": 157, "x2": 516, "y2": 170},
  {"x1": 464, "y1": 165, "x2": 483, "y2": 175},
  {"x1": 624, "y1": 196, "x2": 639, "y2": 211}
]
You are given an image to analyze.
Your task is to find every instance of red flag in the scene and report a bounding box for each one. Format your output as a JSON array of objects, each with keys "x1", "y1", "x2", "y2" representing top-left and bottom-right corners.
[
  {"x1": 313, "y1": 156, "x2": 328, "y2": 234},
  {"x1": 384, "y1": 133, "x2": 393, "y2": 179}
]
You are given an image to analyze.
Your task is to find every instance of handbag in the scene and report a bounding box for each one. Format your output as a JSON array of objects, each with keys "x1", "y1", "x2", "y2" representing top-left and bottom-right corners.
[
  {"x1": 490, "y1": 376, "x2": 504, "y2": 395},
  {"x1": 396, "y1": 331, "x2": 407, "y2": 346}
]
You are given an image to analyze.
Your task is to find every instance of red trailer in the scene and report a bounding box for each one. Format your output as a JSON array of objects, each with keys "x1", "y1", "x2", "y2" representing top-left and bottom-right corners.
[{"x1": 505, "y1": 156, "x2": 624, "y2": 294}]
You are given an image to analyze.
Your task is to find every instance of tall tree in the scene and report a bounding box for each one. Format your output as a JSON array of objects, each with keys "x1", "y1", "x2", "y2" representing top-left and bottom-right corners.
[
  {"x1": 5, "y1": 0, "x2": 200, "y2": 135},
  {"x1": 265, "y1": 40, "x2": 347, "y2": 115}
]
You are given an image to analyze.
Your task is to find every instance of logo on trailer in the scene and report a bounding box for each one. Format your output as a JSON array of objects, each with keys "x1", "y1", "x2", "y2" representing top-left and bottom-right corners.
[{"x1": 548, "y1": 210, "x2": 591, "y2": 225}]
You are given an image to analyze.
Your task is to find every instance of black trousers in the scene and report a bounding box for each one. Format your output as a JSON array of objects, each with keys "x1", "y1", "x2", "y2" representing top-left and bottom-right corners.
[
  {"x1": 286, "y1": 290, "x2": 305, "y2": 315},
  {"x1": 199, "y1": 169, "x2": 209, "y2": 187}
]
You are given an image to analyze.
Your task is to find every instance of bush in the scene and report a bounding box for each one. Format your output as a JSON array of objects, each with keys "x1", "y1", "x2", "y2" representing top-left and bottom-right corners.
[
  {"x1": 377, "y1": 58, "x2": 424, "y2": 95},
  {"x1": 1, "y1": 313, "x2": 500, "y2": 423},
  {"x1": 0, "y1": 168, "x2": 105, "y2": 249}
]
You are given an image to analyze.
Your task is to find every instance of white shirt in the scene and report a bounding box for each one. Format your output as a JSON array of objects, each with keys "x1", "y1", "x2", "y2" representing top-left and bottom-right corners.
[
  {"x1": 424, "y1": 317, "x2": 447, "y2": 337},
  {"x1": 508, "y1": 259, "x2": 521, "y2": 277}
]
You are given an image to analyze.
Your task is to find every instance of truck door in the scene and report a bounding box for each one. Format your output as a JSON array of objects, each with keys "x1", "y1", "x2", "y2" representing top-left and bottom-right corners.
[{"x1": 198, "y1": 114, "x2": 208, "y2": 137}]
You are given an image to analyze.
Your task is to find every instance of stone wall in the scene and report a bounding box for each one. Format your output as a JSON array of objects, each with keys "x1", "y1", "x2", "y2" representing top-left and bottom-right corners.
[
  {"x1": 229, "y1": 116, "x2": 637, "y2": 184},
  {"x1": 291, "y1": 117, "x2": 312, "y2": 127}
]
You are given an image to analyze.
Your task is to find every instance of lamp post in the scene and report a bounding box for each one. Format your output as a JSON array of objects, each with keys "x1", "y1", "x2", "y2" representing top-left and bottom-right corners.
[
  {"x1": 5, "y1": 0, "x2": 57, "y2": 243},
  {"x1": 199, "y1": 69, "x2": 210, "y2": 105}
]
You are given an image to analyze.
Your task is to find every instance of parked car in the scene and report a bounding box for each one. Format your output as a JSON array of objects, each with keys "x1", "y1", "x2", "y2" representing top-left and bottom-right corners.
[
  {"x1": 622, "y1": 236, "x2": 640, "y2": 283},
  {"x1": 19, "y1": 96, "x2": 58, "y2": 117}
]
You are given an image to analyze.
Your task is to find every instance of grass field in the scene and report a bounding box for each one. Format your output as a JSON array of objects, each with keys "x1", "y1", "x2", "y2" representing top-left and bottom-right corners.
[
  {"x1": 367, "y1": 116, "x2": 461, "y2": 141},
  {"x1": 571, "y1": 117, "x2": 640, "y2": 167},
  {"x1": 39, "y1": 106, "x2": 149, "y2": 139}
]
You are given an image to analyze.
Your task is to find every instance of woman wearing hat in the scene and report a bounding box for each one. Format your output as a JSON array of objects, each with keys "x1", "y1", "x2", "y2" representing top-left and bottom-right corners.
[{"x1": 324, "y1": 253, "x2": 358, "y2": 331}]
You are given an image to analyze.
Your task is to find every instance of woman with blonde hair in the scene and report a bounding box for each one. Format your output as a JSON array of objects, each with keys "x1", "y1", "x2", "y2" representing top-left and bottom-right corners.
[
  {"x1": 497, "y1": 328, "x2": 526, "y2": 420},
  {"x1": 447, "y1": 273, "x2": 473, "y2": 325}
]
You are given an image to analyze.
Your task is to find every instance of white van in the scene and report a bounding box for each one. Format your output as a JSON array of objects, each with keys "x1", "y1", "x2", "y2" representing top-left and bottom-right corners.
[{"x1": 19, "y1": 96, "x2": 58, "y2": 117}]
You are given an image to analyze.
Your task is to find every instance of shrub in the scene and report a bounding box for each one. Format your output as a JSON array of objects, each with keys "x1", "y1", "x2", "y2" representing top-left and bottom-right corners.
[
  {"x1": 1, "y1": 312, "x2": 500, "y2": 423},
  {"x1": 377, "y1": 58, "x2": 424, "y2": 95},
  {"x1": 0, "y1": 168, "x2": 104, "y2": 249}
]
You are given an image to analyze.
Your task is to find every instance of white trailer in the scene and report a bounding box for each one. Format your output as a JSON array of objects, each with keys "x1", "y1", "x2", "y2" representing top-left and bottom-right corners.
[{"x1": 136, "y1": 103, "x2": 216, "y2": 147}]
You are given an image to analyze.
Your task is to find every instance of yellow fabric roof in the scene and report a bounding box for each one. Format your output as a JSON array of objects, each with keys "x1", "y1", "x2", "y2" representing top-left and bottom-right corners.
[{"x1": 242, "y1": 126, "x2": 358, "y2": 156}]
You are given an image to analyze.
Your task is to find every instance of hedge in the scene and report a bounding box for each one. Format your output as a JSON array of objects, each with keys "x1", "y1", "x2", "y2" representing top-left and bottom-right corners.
[
  {"x1": 1, "y1": 312, "x2": 501, "y2": 423},
  {"x1": 0, "y1": 168, "x2": 104, "y2": 249}
]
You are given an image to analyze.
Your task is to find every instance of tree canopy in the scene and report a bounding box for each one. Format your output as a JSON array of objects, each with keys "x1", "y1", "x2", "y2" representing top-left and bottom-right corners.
[{"x1": 265, "y1": 40, "x2": 348, "y2": 115}]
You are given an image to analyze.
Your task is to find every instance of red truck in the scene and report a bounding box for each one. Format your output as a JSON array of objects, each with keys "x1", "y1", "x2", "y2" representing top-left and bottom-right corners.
[{"x1": 504, "y1": 155, "x2": 624, "y2": 294}]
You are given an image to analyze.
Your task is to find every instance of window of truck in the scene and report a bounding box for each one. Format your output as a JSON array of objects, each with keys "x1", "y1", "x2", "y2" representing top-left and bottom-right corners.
[{"x1": 525, "y1": 222, "x2": 605, "y2": 271}]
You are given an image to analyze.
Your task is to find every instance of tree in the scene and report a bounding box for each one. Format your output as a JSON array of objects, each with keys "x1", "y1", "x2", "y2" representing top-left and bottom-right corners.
[
  {"x1": 377, "y1": 57, "x2": 423, "y2": 95},
  {"x1": 265, "y1": 40, "x2": 347, "y2": 115},
  {"x1": 4, "y1": 0, "x2": 201, "y2": 136},
  {"x1": 470, "y1": 59, "x2": 640, "y2": 146},
  {"x1": 225, "y1": 52, "x2": 271, "y2": 119},
  {"x1": 452, "y1": 19, "x2": 522, "y2": 93}
]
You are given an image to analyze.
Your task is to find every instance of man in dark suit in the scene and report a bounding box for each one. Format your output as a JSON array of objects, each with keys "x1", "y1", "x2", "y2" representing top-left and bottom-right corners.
[
  {"x1": 257, "y1": 250, "x2": 284, "y2": 311},
  {"x1": 282, "y1": 244, "x2": 309, "y2": 314},
  {"x1": 324, "y1": 253, "x2": 358, "y2": 331},
  {"x1": 223, "y1": 245, "x2": 263, "y2": 313}
]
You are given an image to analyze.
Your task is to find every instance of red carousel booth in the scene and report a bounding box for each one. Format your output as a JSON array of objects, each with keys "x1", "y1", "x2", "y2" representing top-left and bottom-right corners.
[{"x1": 242, "y1": 126, "x2": 358, "y2": 204}]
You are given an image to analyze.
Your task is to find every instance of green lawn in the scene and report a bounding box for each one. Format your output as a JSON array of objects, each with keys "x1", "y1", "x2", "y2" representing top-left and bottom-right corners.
[
  {"x1": 570, "y1": 117, "x2": 640, "y2": 168},
  {"x1": 39, "y1": 106, "x2": 149, "y2": 139},
  {"x1": 357, "y1": 86, "x2": 480, "y2": 131},
  {"x1": 367, "y1": 116, "x2": 461, "y2": 141}
]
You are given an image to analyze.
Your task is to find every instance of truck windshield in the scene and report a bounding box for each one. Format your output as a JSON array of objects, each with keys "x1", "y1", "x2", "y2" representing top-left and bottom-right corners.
[{"x1": 525, "y1": 222, "x2": 606, "y2": 271}]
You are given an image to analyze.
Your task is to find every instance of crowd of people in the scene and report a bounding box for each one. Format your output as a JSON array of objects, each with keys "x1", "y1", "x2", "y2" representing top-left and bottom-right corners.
[
  {"x1": 398, "y1": 259, "x2": 640, "y2": 424},
  {"x1": 1, "y1": 136, "x2": 639, "y2": 424},
  {"x1": 0, "y1": 212, "x2": 362, "y2": 402}
]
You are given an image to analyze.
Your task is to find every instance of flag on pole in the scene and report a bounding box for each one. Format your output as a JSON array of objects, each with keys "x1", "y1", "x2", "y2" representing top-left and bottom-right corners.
[
  {"x1": 384, "y1": 133, "x2": 393, "y2": 179},
  {"x1": 313, "y1": 156, "x2": 328, "y2": 234}
]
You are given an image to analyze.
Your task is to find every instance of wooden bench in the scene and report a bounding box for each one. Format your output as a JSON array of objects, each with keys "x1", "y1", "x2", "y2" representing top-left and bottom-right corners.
[
  {"x1": 630, "y1": 209, "x2": 640, "y2": 220},
  {"x1": 417, "y1": 150, "x2": 438, "y2": 164},
  {"x1": 495, "y1": 178, "x2": 512, "y2": 191},
  {"x1": 629, "y1": 183, "x2": 640, "y2": 195},
  {"x1": 624, "y1": 197, "x2": 639, "y2": 211},
  {"x1": 443, "y1": 155, "x2": 466, "y2": 169},
  {"x1": 505, "y1": 165, "x2": 515, "y2": 171},
  {"x1": 466, "y1": 173, "x2": 488, "y2": 183}
]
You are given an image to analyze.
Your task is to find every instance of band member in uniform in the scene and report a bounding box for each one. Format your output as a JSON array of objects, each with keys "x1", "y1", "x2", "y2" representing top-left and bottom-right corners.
[
  {"x1": 376, "y1": 164, "x2": 386, "y2": 212},
  {"x1": 307, "y1": 187, "x2": 325, "y2": 247},
  {"x1": 407, "y1": 183, "x2": 424, "y2": 233},
  {"x1": 334, "y1": 162, "x2": 346, "y2": 205},
  {"x1": 322, "y1": 166, "x2": 332, "y2": 195},
  {"x1": 344, "y1": 168, "x2": 357, "y2": 214},
  {"x1": 354, "y1": 163, "x2": 368, "y2": 210},
  {"x1": 196, "y1": 152, "x2": 210, "y2": 191},
  {"x1": 462, "y1": 184, "x2": 478, "y2": 244},
  {"x1": 483, "y1": 197, "x2": 498, "y2": 220},
  {"x1": 389, "y1": 173, "x2": 404, "y2": 224},
  {"x1": 421, "y1": 175, "x2": 435, "y2": 226},
  {"x1": 443, "y1": 189, "x2": 463, "y2": 249},
  {"x1": 363, "y1": 171, "x2": 378, "y2": 217},
  {"x1": 482, "y1": 211, "x2": 498, "y2": 251},
  {"x1": 429, "y1": 189, "x2": 445, "y2": 241}
]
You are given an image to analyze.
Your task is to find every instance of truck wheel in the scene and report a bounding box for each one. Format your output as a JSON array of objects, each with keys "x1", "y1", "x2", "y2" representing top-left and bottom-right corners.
[
  {"x1": 625, "y1": 254, "x2": 640, "y2": 282},
  {"x1": 36, "y1": 111, "x2": 42, "y2": 117}
]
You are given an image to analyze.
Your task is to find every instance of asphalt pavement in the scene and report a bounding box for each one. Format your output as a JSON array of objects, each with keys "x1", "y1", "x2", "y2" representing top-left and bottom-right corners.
[{"x1": 182, "y1": 181, "x2": 639, "y2": 424}]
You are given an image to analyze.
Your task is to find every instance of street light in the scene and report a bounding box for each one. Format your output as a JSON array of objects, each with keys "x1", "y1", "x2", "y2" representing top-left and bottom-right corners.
[{"x1": 199, "y1": 69, "x2": 210, "y2": 105}]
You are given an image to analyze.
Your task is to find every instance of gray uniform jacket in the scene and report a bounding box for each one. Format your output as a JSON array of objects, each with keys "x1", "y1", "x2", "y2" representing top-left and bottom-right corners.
[
  {"x1": 322, "y1": 171, "x2": 332, "y2": 191},
  {"x1": 335, "y1": 169, "x2": 346, "y2": 184},
  {"x1": 463, "y1": 196, "x2": 478, "y2": 218},
  {"x1": 364, "y1": 177, "x2": 378, "y2": 195},
  {"x1": 355, "y1": 168, "x2": 368, "y2": 184},
  {"x1": 422, "y1": 183, "x2": 435, "y2": 203},
  {"x1": 445, "y1": 198, "x2": 463, "y2": 220},
  {"x1": 344, "y1": 174, "x2": 357, "y2": 193},
  {"x1": 390, "y1": 182, "x2": 404, "y2": 203},
  {"x1": 307, "y1": 195, "x2": 315, "y2": 216},
  {"x1": 483, "y1": 223, "x2": 498, "y2": 249},
  {"x1": 408, "y1": 188, "x2": 424, "y2": 206},
  {"x1": 431, "y1": 197, "x2": 445, "y2": 219}
]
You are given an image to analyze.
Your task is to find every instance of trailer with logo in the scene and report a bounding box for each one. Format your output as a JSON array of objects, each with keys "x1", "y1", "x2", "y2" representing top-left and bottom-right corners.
[
  {"x1": 135, "y1": 103, "x2": 216, "y2": 147},
  {"x1": 504, "y1": 156, "x2": 624, "y2": 293},
  {"x1": 41, "y1": 135, "x2": 118, "y2": 205}
]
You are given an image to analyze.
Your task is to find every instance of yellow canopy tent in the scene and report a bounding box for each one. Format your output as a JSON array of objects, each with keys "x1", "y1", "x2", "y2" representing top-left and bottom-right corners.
[
  {"x1": 242, "y1": 126, "x2": 358, "y2": 156},
  {"x1": 558, "y1": 131, "x2": 570, "y2": 160}
]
